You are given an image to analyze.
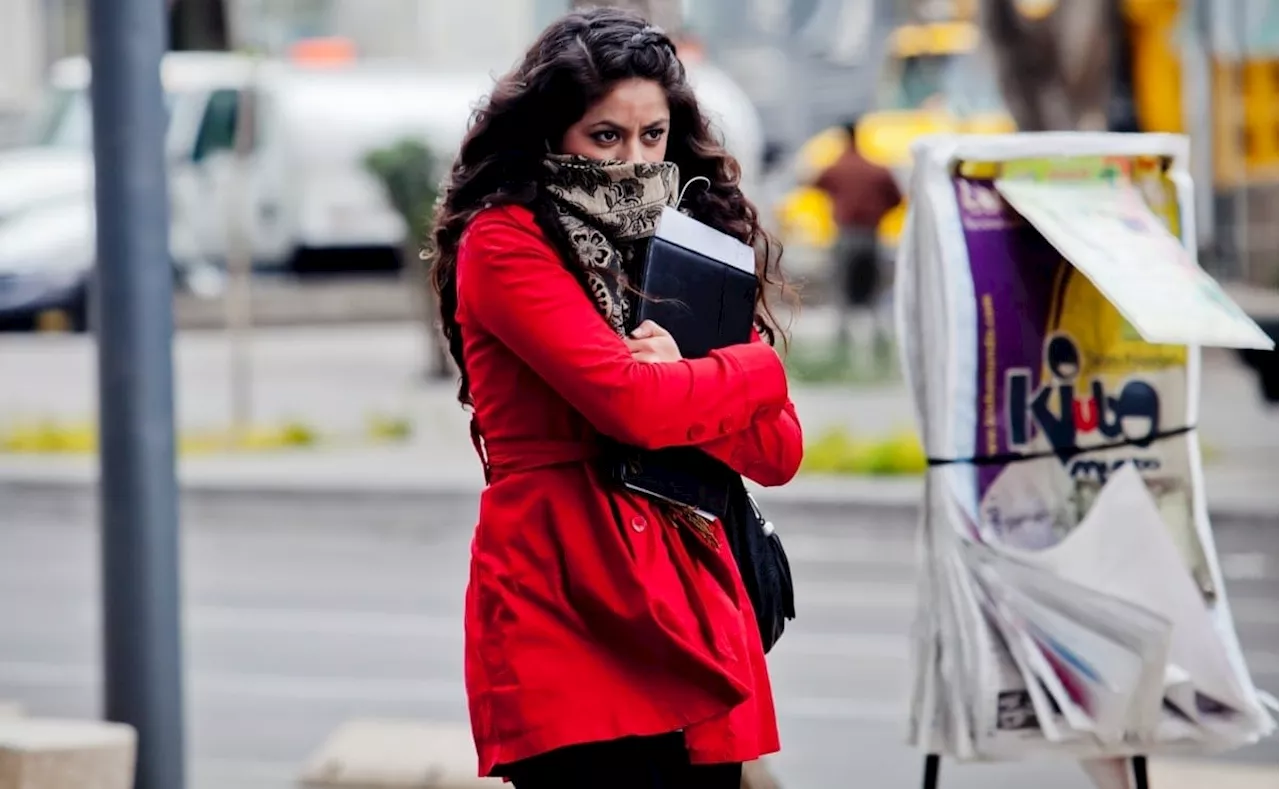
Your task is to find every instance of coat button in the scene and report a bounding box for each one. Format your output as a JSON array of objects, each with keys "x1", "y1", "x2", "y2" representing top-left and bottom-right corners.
[
  {"x1": 686, "y1": 424, "x2": 706, "y2": 440},
  {"x1": 631, "y1": 516, "x2": 647, "y2": 533}
]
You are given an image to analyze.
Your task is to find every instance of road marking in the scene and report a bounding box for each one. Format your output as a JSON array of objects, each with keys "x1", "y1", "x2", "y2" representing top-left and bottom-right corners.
[
  {"x1": 774, "y1": 696, "x2": 903, "y2": 723},
  {"x1": 194, "y1": 758, "x2": 297, "y2": 784},
  {"x1": 797, "y1": 580, "x2": 918, "y2": 610},
  {"x1": 1220, "y1": 552, "x2": 1275, "y2": 582},
  {"x1": 1222, "y1": 597, "x2": 1280, "y2": 627},
  {"x1": 1247, "y1": 651, "x2": 1280, "y2": 675},
  {"x1": 180, "y1": 600, "x2": 1279, "y2": 656},
  {"x1": 777, "y1": 534, "x2": 917, "y2": 567},
  {"x1": 5, "y1": 603, "x2": 920, "y2": 662},
  {"x1": 774, "y1": 633, "x2": 910, "y2": 660},
  {"x1": 15, "y1": 576, "x2": 1280, "y2": 650},
  {"x1": 0, "y1": 661, "x2": 904, "y2": 723},
  {"x1": 4, "y1": 584, "x2": 1274, "y2": 644},
  {"x1": 0, "y1": 661, "x2": 463, "y2": 704},
  {"x1": 188, "y1": 605, "x2": 463, "y2": 638},
  {"x1": 0, "y1": 604, "x2": 463, "y2": 639}
]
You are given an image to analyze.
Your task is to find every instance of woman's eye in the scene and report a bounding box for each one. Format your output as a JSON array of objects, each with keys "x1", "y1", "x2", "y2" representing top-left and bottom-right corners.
[
  {"x1": 644, "y1": 128, "x2": 666, "y2": 142},
  {"x1": 592, "y1": 130, "x2": 619, "y2": 144}
]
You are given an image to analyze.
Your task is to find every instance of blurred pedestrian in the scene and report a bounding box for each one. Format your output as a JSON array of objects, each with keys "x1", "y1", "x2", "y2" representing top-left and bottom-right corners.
[
  {"x1": 427, "y1": 8, "x2": 802, "y2": 789},
  {"x1": 814, "y1": 117, "x2": 902, "y2": 371}
]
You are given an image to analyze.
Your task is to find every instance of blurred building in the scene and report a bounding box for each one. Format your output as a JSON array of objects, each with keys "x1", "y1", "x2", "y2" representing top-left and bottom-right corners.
[
  {"x1": 4, "y1": 0, "x2": 1273, "y2": 283},
  {"x1": 684, "y1": 0, "x2": 896, "y2": 154},
  {"x1": 2, "y1": 0, "x2": 896, "y2": 155},
  {"x1": 229, "y1": 0, "x2": 562, "y2": 70},
  {"x1": 230, "y1": 0, "x2": 899, "y2": 154}
]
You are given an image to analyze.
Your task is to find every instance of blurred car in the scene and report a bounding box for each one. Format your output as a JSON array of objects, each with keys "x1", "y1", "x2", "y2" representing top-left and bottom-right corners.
[
  {"x1": 0, "y1": 52, "x2": 253, "y2": 330},
  {"x1": 0, "y1": 196, "x2": 95, "y2": 331}
]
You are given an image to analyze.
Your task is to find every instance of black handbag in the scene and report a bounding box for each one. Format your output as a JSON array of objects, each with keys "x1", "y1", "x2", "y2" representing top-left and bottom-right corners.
[{"x1": 721, "y1": 476, "x2": 795, "y2": 654}]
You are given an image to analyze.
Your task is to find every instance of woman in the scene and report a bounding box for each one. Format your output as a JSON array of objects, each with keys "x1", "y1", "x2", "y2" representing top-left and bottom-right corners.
[{"x1": 429, "y1": 8, "x2": 803, "y2": 787}]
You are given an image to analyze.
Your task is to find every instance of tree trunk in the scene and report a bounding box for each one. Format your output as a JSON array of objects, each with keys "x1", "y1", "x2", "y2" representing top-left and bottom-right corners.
[
  {"x1": 168, "y1": 0, "x2": 229, "y2": 51},
  {"x1": 571, "y1": 0, "x2": 684, "y2": 29},
  {"x1": 979, "y1": 0, "x2": 1114, "y2": 131}
]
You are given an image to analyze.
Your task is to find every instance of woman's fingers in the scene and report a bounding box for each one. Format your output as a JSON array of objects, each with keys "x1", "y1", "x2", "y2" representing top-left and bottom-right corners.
[
  {"x1": 629, "y1": 319, "x2": 670, "y2": 340},
  {"x1": 624, "y1": 337, "x2": 658, "y2": 360},
  {"x1": 625, "y1": 334, "x2": 682, "y2": 363}
]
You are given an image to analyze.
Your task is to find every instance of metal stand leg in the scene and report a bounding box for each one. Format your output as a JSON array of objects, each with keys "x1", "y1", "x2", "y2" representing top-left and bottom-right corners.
[
  {"x1": 922, "y1": 754, "x2": 940, "y2": 789},
  {"x1": 1132, "y1": 756, "x2": 1149, "y2": 789}
]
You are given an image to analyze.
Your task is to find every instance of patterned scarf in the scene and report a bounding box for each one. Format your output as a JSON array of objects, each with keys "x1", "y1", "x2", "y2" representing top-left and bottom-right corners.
[
  {"x1": 541, "y1": 154, "x2": 719, "y2": 547},
  {"x1": 541, "y1": 154, "x2": 680, "y2": 335}
]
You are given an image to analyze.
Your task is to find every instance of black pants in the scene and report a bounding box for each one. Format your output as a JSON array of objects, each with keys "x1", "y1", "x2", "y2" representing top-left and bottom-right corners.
[
  {"x1": 835, "y1": 227, "x2": 881, "y2": 308},
  {"x1": 505, "y1": 732, "x2": 743, "y2": 789}
]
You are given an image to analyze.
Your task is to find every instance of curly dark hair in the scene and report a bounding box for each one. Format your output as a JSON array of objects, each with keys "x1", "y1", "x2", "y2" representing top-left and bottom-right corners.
[{"x1": 428, "y1": 6, "x2": 788, "y2": 407}]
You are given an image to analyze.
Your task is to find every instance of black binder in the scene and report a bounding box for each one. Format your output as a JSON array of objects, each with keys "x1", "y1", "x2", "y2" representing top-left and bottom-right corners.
[{"x1": 611, "y1": 207, "x2": 759, "y2": 519}]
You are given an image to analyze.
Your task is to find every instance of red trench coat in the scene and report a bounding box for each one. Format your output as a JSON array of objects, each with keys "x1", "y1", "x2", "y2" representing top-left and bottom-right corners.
[{"x1": 455, "y1": 206, "x2": 804, "y2": 777}]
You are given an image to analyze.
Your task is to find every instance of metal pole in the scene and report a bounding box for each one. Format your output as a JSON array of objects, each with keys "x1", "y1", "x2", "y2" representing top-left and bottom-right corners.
[
  {"x1": 1230, "y1": 1, "x2": 1252, "y2": 283},
  {"x1": 1132, "y1": 755, "x2": 1150, "y2": 789},
  {"x1": 921, "y1": 753, "x2": 940, "y2": 789},
  {"x1": 1181, "y1": 0, "x2": 1216, "y2": 265},
  {"x1": 225, "y1": 67, "x2": 258, "y2": 439},
  {"x1": 88, "y1": 0, "x2": 186, "y2": 787}
]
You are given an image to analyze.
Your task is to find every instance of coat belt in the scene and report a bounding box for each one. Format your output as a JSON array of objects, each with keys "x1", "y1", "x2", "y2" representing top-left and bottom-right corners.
[{"x1": 470, "y1": 419, "x2": 599, "y2": 482}]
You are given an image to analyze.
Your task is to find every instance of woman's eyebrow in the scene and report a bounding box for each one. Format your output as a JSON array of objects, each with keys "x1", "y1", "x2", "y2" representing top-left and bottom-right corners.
[{"x1": 584, "y1": 118, "x2": 669, "y2": 130}]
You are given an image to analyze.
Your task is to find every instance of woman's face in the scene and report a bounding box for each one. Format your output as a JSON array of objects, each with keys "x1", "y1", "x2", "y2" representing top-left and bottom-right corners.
[{"x1": 560, "y1": 77, "x2": 670, "y2": 164}]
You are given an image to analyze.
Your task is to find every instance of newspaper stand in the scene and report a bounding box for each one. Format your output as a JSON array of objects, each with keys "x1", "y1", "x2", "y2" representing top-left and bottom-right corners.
[{"x1": 894, "y1": 133, "x2": 1275, "y2": 789}]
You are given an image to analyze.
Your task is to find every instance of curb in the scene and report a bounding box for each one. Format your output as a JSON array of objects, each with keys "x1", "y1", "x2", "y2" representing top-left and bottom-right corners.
[
  {"x1": 0, "y1": 472, "x2": 927, "y2": 523},
  {"x1": 0, "y1": 456, "x2": 1273, "y2": 520}
]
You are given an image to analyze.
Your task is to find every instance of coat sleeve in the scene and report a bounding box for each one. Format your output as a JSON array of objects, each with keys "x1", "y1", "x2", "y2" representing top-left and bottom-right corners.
[
  {"x1": 457, "y1": 208, "x2": 790, "y2": 450},
  {"x1": 696, "y1": 332, "x2": 804, "y2": 487}
]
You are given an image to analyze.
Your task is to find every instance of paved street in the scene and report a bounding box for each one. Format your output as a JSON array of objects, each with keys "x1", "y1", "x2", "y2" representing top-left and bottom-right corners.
[{"x1": 0, "y1": 486, "x2": 1275, "y2": 789}]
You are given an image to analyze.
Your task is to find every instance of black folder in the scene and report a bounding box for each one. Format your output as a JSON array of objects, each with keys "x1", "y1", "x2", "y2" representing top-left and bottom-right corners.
[{"x1": 611, "y1": 207, "x2": 759, "y2": 519}]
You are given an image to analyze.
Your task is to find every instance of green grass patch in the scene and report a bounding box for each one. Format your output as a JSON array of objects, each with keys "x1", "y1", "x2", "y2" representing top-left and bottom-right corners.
[
  {"x1": 1, "y1": 411, "x2": 416, "y2": 456},
  {"x1": 802, "y1": 426, "x2": 927, "y2": 476}
]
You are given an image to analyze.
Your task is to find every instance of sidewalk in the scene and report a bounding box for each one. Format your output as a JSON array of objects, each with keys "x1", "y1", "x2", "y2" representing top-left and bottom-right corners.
[
  {"x1": 1, "y1": 435, "x2": 1271, "y2": 518},
  {"x1": 0, "y1": 318, "x2": 1274, "y2": 514}
]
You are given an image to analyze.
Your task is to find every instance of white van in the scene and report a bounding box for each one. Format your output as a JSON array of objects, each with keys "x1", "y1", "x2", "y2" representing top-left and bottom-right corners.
[
  {"x1": 0, "y1": 52, "x2": 255, "y2": 328},
  {"x1": 168, "y1": 60, "x2": 495, "y2": 273}
]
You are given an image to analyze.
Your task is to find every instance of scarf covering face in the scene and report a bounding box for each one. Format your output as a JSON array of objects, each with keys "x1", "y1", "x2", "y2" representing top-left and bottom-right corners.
[
  {"x1": 542, "y1": 154, "x2": 729, "y2": 546},
  {"x1": 541, "y1": 154, "x2": 680, "y2": 335}
]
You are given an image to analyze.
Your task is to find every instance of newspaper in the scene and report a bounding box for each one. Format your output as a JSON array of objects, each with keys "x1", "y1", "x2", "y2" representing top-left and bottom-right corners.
[
  {"x1": 894, "y1": 133, "x2": 1275, "y2": 777},
  {"x1": 992, "y1": 179, "x2": 1275, "y2": 351}
]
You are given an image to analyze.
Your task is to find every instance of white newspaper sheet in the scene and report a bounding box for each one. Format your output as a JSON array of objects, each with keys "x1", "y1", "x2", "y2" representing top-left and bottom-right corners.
[{"x1": 994, "y1": 178, "x2": 1274, "y2": 350}]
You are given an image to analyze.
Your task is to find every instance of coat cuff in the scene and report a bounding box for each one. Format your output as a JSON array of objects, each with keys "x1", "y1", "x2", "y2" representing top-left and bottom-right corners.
[{"x1": 711, "y1": 341, "x2": 789, "y2": 435}]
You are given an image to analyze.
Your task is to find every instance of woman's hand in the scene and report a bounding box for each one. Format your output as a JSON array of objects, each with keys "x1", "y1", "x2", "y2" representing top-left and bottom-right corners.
[{"x1": 625, "y1": 320, "x2": 682, "y2": 363}]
